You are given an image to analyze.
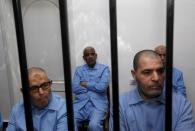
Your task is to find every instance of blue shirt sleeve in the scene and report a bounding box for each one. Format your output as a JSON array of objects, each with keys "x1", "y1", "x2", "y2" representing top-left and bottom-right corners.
[
  {"x1": 7, "y1": 106, "x2": 17, "y2": 131},
  {"x1": 174, "y1": 97, "x2": 195, "y2": 131},
  {"x1": 87, "y1": 66, "x2": 110, "y2": 93},
  {"x1": 72, "y1": 68, "x2": 88, "y2": 94},
  {"x1": 173, "y1": 69, "x2": 186, "y2": 97},
  {"x1": 56, "y1": 102, "x2": 68, "y2": 131},
  {"x1": 109, "y1": 109, "x2": 113, "y2": 130}
]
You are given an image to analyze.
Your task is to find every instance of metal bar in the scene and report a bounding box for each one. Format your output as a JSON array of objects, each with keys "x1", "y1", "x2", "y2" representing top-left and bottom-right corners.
[
  {"x1": 12, "y1": 0, "x2": 34, "y2": 130},
  {"x1": 52, "y1": 80, "x2": 64, "y2": 84},
  {"x1": 58, "y1": 0, "x2": 75, "y2": 131},
  {"x1": 109, "y1": 0, "x2": 120, "y2": 131},
  {"x1": 166, "y1": 0, "x2": 174, "y2": 130}
]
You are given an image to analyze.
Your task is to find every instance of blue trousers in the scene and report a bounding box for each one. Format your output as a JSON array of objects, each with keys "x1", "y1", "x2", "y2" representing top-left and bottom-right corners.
[{"x1": 74, "y1": 101, "x2": 106, "y2": 131}]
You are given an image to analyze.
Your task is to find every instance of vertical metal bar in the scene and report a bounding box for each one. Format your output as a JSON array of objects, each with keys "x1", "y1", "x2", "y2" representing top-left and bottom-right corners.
[
  {"x1": 166, "y1": 0, "x2": 174, "y2": 130},
  {"x1": 58, "y1": 0, "x2": 75, "y2": 131},
  {"x1": 12, "y1": 0, "x2": 34, "y2": 130},
  {"x1": 109, "y1": 0, "x2": 120, "y2": 131}
]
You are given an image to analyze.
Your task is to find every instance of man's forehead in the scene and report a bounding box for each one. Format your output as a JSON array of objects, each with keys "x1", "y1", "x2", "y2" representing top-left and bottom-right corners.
[
  {"x1": 29, "y1": 71, "x2": 47, "y2": 80},
  {"x1": 84, "y1": 47, "x2": 95, "y2": 53},
  {"x1": 156, "y1": 47, "x2": 166, "y2": 53},
  {"x1": 138, "y1": 55, "x2": 162, "y2": 66}
]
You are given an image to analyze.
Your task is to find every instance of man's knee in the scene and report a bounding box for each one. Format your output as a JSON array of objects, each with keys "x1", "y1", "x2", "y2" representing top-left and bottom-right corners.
[{"x1": 88, "y1": 120, "x2": 102, "y2": 130}]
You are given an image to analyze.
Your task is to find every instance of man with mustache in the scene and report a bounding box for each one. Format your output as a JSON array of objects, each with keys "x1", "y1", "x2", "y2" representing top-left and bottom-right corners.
[
  {"x1": 7, "y1": 67, "x2": 68, "y2": 131},
  {"x1": 109, "y1": 50, "x2": 195, "y2": 131},
  {"x1": 72, "y1": 46, "x2": 110, "y2": 131}
]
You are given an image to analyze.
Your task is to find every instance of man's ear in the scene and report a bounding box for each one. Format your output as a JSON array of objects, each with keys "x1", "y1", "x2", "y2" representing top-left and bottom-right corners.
[
  {"x1": 131, "y1": 70, "x2": 136, "y2": 79},
  {"x1": 83, "y1": 55, "x2": 86, "y2": 61}
]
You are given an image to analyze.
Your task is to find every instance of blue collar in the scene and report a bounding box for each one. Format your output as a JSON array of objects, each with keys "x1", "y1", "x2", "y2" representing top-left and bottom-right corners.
[
  {"x1": 128, "y1": 88, "x2": 165, "y2": 105},
  {"x1": 84, "y1": 63, "x2": 98, "y2": 70}
]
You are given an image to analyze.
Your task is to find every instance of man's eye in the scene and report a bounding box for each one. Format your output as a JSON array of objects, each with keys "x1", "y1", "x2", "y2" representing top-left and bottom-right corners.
[
  {"x1": 142, "y1": 71, "x2": 151, "y2": 75},
  {"x1": 157, "y1": 68, "x2": 165, "y2": 74},
  {"x1": 30, "y1": 86, "x2": 39, "y2": 91},
  {"x1": 40, "y1": 81, "x2": 51, "y2": 88},
  {"x1": 84, "y1": 53, "x2": 90, "y2": 57},
  {"x1": 40, "y1": 83, "x2": 49, "y2": 88}
]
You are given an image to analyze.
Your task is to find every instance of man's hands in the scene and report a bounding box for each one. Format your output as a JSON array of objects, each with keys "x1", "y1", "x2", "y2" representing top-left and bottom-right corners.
[{"x1": 80, "y1": 81, "x2": 88, "y2": 88}]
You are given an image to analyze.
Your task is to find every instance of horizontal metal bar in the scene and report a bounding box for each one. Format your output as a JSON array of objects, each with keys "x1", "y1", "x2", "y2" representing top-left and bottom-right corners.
[{"x1": 52, "y1": 80, "x2": 65, "y2": 84}]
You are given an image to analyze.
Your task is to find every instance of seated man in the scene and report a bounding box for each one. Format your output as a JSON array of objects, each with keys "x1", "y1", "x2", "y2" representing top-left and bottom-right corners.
[
  {"x1": 7, "y1": 67, "x2": 68, "y2": 131},
  {"x1": 155, "y1": 45, "x2": 186, "y2": 97},
  {"x1": 109, "y1": 50, "x2": 195, "y2": 131},
  {"x1": 72, "y1": 46, "x2": 110, "y2": 131}
]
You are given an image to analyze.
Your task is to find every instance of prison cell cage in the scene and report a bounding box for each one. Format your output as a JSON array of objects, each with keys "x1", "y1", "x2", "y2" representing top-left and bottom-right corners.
[{"x1": 9, "y1": 0, "x2": 174, "y2": 130}]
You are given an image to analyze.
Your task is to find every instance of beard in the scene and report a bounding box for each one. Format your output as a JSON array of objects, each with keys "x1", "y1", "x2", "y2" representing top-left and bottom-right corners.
[
  {"x1": 32, "y1": 93, "x2": 51, "y2": 109},
  {"x1": 137, "y1": 82, "x2": 163, "y2": 100}
]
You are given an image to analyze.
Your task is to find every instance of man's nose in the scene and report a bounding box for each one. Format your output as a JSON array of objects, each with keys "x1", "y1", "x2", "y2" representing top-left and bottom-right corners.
[
  {"x1": 161, "y1": 56, "x2": 165, "y2": 61},
  {"x1": 152, "y1": 72, "x2": 159, "y2": 81},
  {"x1": 38, "y1": 88, "x2": 44, "y2": 94},
  {"x1": 88, "y1": 54, "x2": 93, "y2": 58}
]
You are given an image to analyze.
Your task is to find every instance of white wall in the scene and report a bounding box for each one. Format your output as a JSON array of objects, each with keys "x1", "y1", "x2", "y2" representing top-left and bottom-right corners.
[
  {"x1": 0, "y1": 0, "x2": 22, "y2": 119},
  {"x1": 117, "y1": 0, "x2": 166, "y2": 92},
  {"x1": 0, "y1": 0, "x2": 195, "y2": 120}
]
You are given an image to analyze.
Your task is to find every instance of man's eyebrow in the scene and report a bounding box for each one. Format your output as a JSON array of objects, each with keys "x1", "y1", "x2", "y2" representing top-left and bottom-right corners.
[{"x1": 141, "y1": 69, "x2": 152, "y2": 72}]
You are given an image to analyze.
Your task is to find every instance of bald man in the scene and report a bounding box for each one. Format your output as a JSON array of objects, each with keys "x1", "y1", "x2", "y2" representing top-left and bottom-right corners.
[
  {"x1": 7, "y1": 67, "x2": 68, "y2": 131},
  {"x1": 72, "y1": 46, "x2": 110, "y2": 131},
  {"x1": 154, "y1": 45, "x2": 186, "y2": 97},
  {"x1": 109, "y1": 50, "x2": 195, "y2": 131}
]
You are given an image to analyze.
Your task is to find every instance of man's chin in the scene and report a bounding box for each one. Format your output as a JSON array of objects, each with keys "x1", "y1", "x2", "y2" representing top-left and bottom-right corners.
[
  {"x1": 149, "y1": 92, "x2": 162, "y2": 98},
  {"x1": 88, "y1": 63, "x2": 95, "y2": 68},
  {"x1": 151, "y1": 94, "x2": 161, "y2": 99},
  {"x1": 34, "y1": 101, "x2": 49, "y2": 109}
]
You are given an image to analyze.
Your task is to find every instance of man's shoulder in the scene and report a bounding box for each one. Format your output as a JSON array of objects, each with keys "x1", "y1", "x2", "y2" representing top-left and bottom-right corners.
[
  {"x1": 119, "y1": 89, "x2": 137, "y2": 106},
  {"x1": 49, "y1": 93, "x2": 66, "y2": 111},
  {"x1": 96, "y1": 63, "x2": 108, "y2": 67},
  {"x1": 172, "y1": 92, "x2": 189, "y2": 108},
  {"x1": 74, "y1": 65, "x2": 87, "y2": 74},
  {"x1": 120, "y1": 91, "x2": 131, "y2": 100},
  {"x1": 76, "y1": 63, "x2": 108, "y2": 69},
  {"x1": 51, "y1": 93, "x2": 65, "y2": 105},
  {"x1": 52, "y1": 93, "x2": 65, "y2": 101},
  {"x1": 121, "y1": 88, "x2": 137, "y2": 97},
  {"x1": 173, "y1": 67, "x2": 183, "y2": 75},
  {"x1": 11, "y1": 99, "x2": 24, "y2": 113},
  {"x1": 76, "y1": 65, "x2": 85, "y2": 70},
  {"x1": 95, "y1": 63, "x2": 109, "y2": 70}
]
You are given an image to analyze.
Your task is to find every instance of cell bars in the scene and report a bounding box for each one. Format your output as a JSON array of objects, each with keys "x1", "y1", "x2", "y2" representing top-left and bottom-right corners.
[{"x1": 12, "y1": 0, "x2": 174, "y2": 130}]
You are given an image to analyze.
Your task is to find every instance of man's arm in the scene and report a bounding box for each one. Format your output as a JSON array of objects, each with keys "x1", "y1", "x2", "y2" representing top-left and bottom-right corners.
[
  {"x1": 173, "y1": 70, "x2": 186, "y2": 97},
  {"x1": 87, "y1": 66, "x2": 110, "y2": 93},
  {"x1": 174, "y1": 98, "x2": 195, "y2": 131},
  {"x1": 56, "y1": 102, "x2": 68, "y2": 131},
  {"x1": 72, "y1": 68, "x2": 87, "y2": 94},
  {"x1": 7, "y1": 108, "x2": 17, "y2": 131}
]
